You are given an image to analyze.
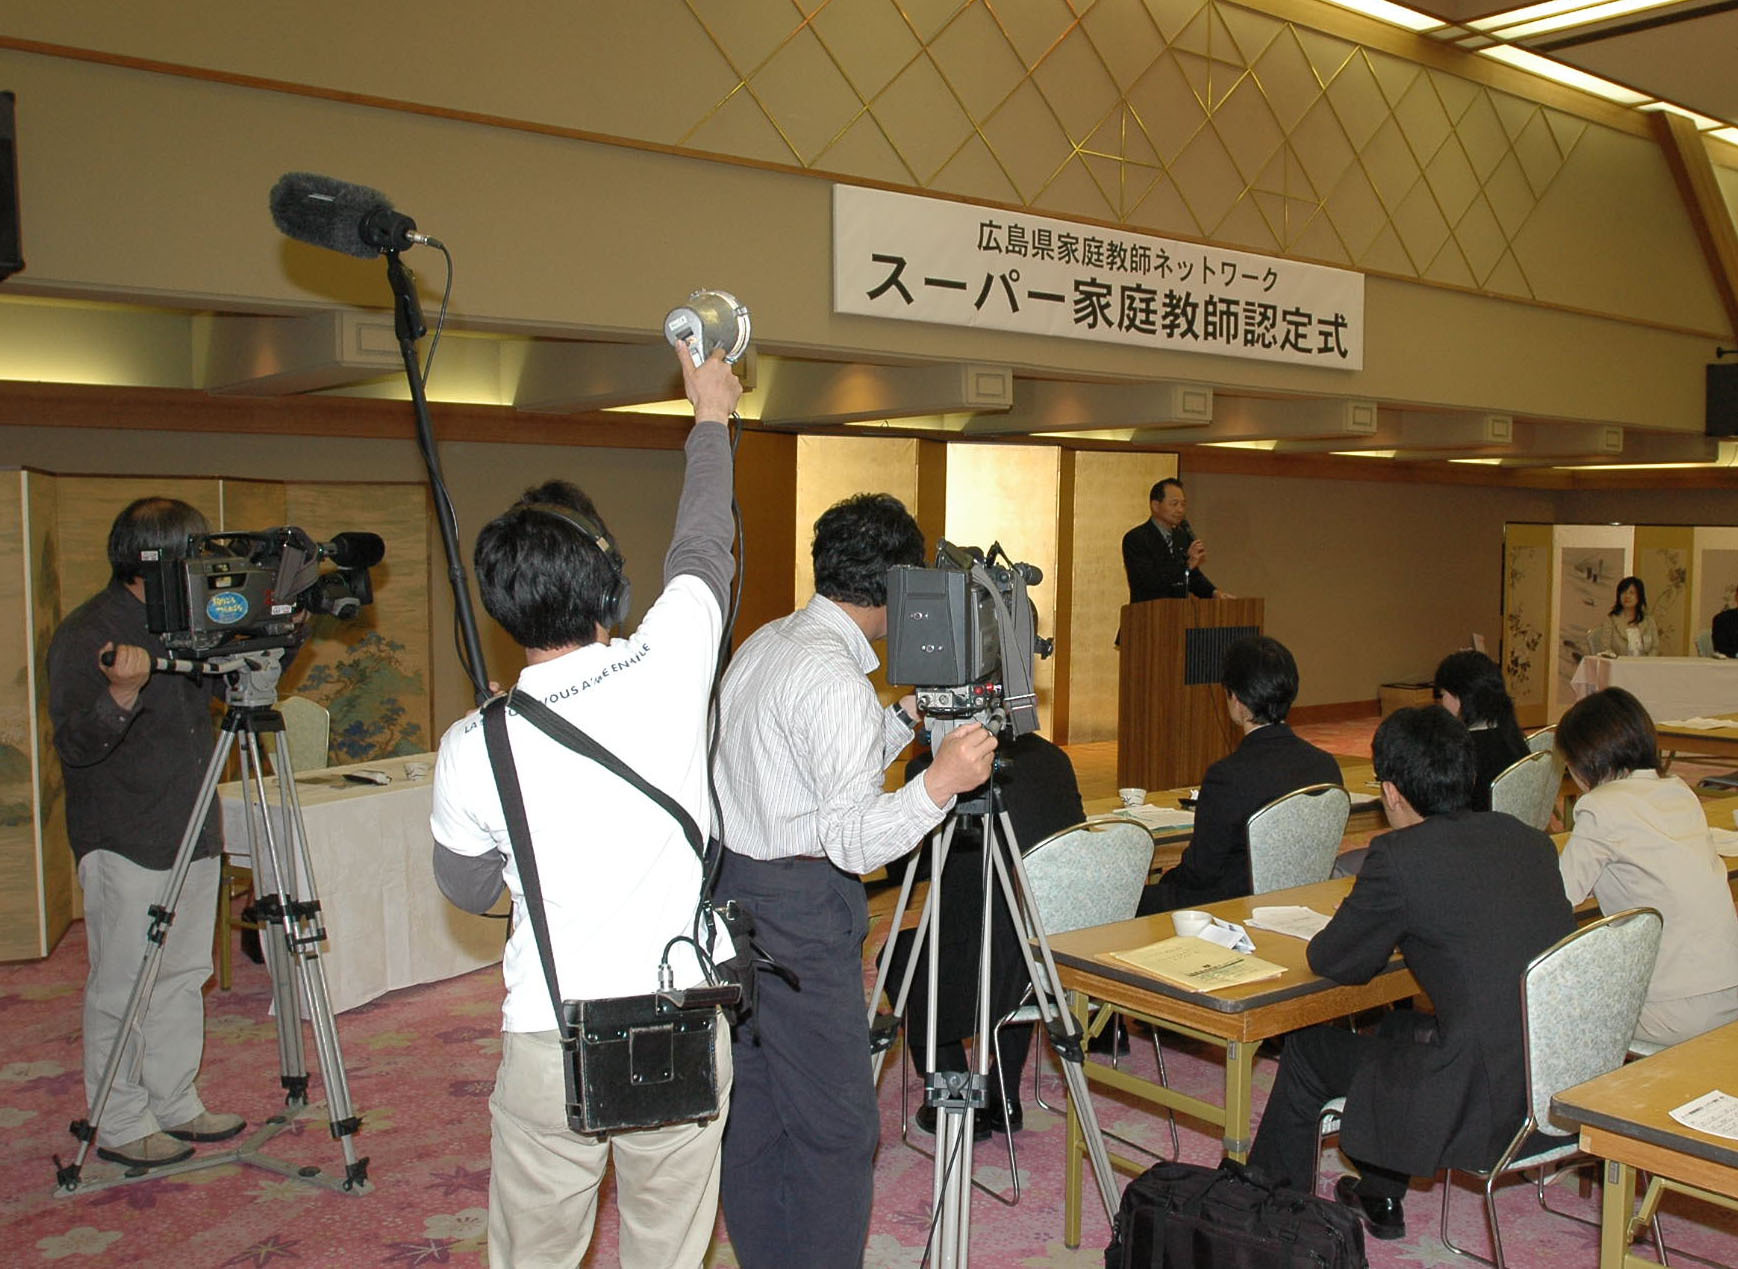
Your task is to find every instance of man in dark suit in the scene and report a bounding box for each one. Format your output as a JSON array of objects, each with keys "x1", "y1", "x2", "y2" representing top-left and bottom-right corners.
[
  {"x1": 1121, "y1": 477, "x2": 1225, "y2": 602},
  {"x1": 1137, "y1": 636, "x2": 1342, "y2": 914},
  {"x1": 1245, "y1": 706, "x2": 1577, "y2": 1240},
  {"x1": 1713, "y1": 598, "x2": 1738, "y2": 657}
]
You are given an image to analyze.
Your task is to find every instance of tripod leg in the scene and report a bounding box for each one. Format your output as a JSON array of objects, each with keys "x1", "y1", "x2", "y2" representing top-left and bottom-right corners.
[
  {"x1": 59, "y1": 729, "x2": 237, "y2": 1190},
  {"x1": 868, "y1": 821, "x2": 955, "y2": 1086},
  {"x1": 265, "y1": 731, "x2": 369, "y2": 1189},
  {"x1": 240, "y1": 730, "x2": 309, "y2": 1096}
]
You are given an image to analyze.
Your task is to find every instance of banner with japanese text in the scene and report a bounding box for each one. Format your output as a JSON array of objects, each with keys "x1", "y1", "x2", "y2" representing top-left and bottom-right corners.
[{"x1": 833, "y1": 186, "x2": 1363, "y2": 371}]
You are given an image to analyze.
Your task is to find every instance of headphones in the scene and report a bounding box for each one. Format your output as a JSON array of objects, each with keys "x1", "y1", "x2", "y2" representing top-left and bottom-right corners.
[{"x1": 519, "y1": 501, "x2": 631, "y2": 630}]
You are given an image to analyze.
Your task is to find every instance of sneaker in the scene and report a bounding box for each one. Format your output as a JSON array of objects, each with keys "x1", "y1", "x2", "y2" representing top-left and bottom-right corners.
[
  {"x1": 96, "y1": 1132, "x2": 195, "y2": 1169},
  {"x1": 165, "y1": 1110, "x2": 247, "y2": 1143}
]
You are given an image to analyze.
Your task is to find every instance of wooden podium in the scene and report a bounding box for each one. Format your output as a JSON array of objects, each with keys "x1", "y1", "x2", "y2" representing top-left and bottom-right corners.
[{"x1": 1118, "y1": 598, "x2": 1264, "y2": 791}]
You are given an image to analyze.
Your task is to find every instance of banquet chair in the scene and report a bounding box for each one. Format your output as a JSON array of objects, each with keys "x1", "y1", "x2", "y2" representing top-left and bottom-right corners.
[
  {"x1": 1489, "y1": 750, "x2": 1556, "y2": 831},
  {"x1": 1247, "y1": 783, "x2": 1351, "y2": 895},
  {"x1": 1694, "y1": 629, "x2": 1716, "y2": 658},
  {"x1": 218, "y1": 696, "x2": 331, "y2": 989},
  {"x1": 1314, "y1": 908, "x2": 1663, "y2": 1268},
  {"x1": 1525, "y1": 726, "x2": 1567, "y2": 821},
  {"x1": 902, "y1": 818, "x2": 1152, "y2": 1204}
]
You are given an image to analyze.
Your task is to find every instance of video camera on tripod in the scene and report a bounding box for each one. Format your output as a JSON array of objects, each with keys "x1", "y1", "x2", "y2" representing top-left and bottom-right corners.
[
  {"x1": 140, "y1": 527, "x2": 384, "y2": 658},
  {"x1": 885, "y1": 540, "x2": 1052, "y2": 741}
]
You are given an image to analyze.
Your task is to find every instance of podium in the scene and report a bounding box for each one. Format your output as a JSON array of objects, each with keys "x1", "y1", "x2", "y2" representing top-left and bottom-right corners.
[{"x1": 1118, "y1": 598, "x2": 1264, "y2": 791}]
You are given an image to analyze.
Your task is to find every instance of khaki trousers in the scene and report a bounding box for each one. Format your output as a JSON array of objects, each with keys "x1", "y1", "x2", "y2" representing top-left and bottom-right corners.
[{"x1": 488, "y1": 1021, "x2": 731, "y2": 1268}]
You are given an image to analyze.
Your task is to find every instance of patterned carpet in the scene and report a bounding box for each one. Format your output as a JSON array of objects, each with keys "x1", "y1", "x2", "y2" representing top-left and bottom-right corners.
[{"x1": 3, "y1": 714, "x2": 1736, "y2": 1266}]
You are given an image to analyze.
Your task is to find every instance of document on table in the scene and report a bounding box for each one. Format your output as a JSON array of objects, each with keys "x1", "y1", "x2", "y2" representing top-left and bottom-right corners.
[
  {"x1": 1669, "y1": 1090, "x2": 1738, "y2": 1141},
  {"x1": 1657, "y1": 717, "x2": 1738, "y2": 730},
  {"x1": 1248, "y1": 906, "x2": 1334, "y2": 940},
  {"x1": 1711, "y1": 827, "x2": 1738, "y2": 858},
  {"x1": 1102, "y1": 936, "x2": 1286, "y2": 991},
  {"x1": 1107, "y1": 805, "x2": 1195, "y2": 831}
]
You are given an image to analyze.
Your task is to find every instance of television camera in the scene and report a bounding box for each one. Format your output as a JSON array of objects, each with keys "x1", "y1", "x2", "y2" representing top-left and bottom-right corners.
[{"x1": 885, "y1": 540, "x2": 1052, "y2": 740}]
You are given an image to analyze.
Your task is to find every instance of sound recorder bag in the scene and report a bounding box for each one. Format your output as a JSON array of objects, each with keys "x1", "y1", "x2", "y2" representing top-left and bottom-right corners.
[{"x1": 482, "y1": 693, "x2": 739, "y2": 1137}]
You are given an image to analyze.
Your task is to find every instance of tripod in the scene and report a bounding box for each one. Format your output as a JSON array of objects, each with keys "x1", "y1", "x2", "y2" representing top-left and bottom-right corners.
[
  {"x1": 55, "y1": 647, "x2": 371, "y2": 1197},
  {"x1": 868, "y1": 770, "x2": 1120, "y2": 1267}
]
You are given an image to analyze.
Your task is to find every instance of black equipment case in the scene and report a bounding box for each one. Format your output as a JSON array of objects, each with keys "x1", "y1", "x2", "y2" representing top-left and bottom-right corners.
[{"x1": 1105, "y1": 1160, "x2": 1368, "y2": 1269}]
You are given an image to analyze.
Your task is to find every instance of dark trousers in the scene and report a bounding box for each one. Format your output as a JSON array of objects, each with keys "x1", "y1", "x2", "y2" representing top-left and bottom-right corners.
[
  {"x1": 1246, "y1": 1023, "x2": 1410, "y2": 1201},
  {"x1": 716, "y1": 852, "x2": 880, "y2": 1269}
]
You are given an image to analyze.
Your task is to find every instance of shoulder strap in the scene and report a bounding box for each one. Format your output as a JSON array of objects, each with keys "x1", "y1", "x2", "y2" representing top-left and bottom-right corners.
[
  {"x1": 481, "y1": 697, "x2": 567, "y2": 1035},
  {"x1": 504, "y1": 688, "x2": 710, "y2": 869}
]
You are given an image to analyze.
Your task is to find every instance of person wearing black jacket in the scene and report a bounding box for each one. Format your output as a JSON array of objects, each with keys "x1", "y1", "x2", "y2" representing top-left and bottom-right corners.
[
  {"x1": 1138, "y1": 636, "x2": 1341, "y2": 915},
  {"x1": 1121, "y1": 478, "x2": 1224, "y2": 602},
  {"x1": 1246, "y1": 706, "x2": 1576, "y2": 1241}
]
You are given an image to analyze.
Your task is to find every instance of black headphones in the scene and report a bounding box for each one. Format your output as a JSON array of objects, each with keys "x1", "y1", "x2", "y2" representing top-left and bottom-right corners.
[{"x1": 519, "y1": 502, "x2": 631, "y2": 630}]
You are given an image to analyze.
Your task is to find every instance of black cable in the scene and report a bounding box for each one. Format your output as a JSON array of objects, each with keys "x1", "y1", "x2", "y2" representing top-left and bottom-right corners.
[{"x1": 420, "y1": 240, "x2": 454, "y2": 382}]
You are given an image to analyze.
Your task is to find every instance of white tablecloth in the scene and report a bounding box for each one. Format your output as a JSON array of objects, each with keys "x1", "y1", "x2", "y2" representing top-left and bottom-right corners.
[
  {"x1": 1569, "y1": 656, "x2": 1738, "y2": 723},
  {"x1": 219, "y1": 752, "x2": 504, "y2": 1014}
]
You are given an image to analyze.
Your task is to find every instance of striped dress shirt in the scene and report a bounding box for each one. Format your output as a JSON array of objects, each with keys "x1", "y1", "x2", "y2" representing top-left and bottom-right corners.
[{"x1": 716, "y1": 593, "x2": 951, "y2": 874}]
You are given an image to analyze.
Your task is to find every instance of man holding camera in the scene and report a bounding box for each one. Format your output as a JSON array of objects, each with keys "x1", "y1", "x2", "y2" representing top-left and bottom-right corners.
[
  {"x1": 712, "y1": 492, "x2": 998, "y2": 1268},
  {"x1": 430, "y1": 344, "x2": 740, "y2": 1269},
  {"x1": 47, "y1": 497, "x2": 247, "y2": 1170}
]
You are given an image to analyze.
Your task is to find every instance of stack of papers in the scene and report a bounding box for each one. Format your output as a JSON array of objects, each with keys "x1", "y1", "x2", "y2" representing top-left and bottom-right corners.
[
  {"x1": 1248, "y1": 906, "x2": 1334, "y2": 940},
  {"x1": 1657, "y1": 717, "x2": 1738, "y2": 730},
  {"x1": 1103, "y1": 936, "x2": 1285, "y2": 991},
  {"x1": 1107, "y1": 805, "x2": 1195, "y2": 831}
]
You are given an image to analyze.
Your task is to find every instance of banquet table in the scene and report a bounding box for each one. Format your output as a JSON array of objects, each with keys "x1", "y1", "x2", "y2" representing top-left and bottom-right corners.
[
  {"x1": 1570, "y1": 655, "x2": 1738, "y2": 722},
  {"x1": 218, "y1": 752, "x2": 505, "y2": 1014}
]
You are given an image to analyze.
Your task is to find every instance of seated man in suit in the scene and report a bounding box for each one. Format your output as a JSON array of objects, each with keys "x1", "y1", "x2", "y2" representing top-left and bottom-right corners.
[
  {"x1": 1137, "y1": 636, "x2": 1342, "y2": 915},
  {"x1": 1713, "y1": 593, "x2": 1738, "y2": 657},
  {"x1": 1245, "y1": 706, "x2": 1577, "y2": 1240}
]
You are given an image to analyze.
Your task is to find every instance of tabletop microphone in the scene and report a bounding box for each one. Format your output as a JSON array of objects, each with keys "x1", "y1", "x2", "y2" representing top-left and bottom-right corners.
[{"x1": 270, "y1": 172, "x2": 437, "y2": 259}]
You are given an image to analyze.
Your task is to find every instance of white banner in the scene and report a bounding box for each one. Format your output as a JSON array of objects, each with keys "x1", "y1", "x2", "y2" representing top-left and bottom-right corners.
[{"x1": 833, "y1": 186, "x2": 1363, "y2": 371}]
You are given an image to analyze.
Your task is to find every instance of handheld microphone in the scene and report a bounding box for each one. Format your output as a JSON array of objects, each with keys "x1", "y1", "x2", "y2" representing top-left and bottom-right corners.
[
  {"x1": 269, "y1": 172, "x2": 435, "y2": 259},
  {"x1": 663, "y1": 290, "x2": 751, "y2": 369}
]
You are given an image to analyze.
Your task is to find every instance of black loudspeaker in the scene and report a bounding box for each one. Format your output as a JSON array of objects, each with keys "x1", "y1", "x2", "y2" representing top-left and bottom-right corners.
[
  {"x1": 1709, "y1": 363, "x2": 1738, "y2": 438},
  {"x1": 0, "y1": 91, "x2": 21, "y2": 282}
]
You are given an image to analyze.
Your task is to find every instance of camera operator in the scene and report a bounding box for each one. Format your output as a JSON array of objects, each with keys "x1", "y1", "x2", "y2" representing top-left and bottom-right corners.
[
  {"x1": 712, "y1": 492, "x2": 997, "y2": 1269},
  {"x1": 429, "y1": 343, "x2": 740, "y2": 1269},
  {"x1": 47, "y1": 498, "x2": 248, "y2": 1170}
]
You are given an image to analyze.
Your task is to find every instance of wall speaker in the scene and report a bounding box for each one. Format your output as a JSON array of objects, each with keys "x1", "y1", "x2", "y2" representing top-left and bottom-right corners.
[
  {"x1": 0, "y1": 91, "x2": 20, "y2": 282},
  {"x1": 1709, "y1": 362, "x2": 1738, "y2": 438}
]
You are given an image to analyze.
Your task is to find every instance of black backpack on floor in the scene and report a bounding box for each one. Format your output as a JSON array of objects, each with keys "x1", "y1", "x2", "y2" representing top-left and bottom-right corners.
[{"x1": 1105, "y1": 1159, "x2": 1368, "y2": 1269}]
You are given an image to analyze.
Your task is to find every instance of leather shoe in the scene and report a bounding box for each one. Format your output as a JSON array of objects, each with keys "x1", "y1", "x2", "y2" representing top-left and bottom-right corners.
[
  {"x1": 914, "y1": 1105, "x2": 991, "y2": 1142},
  {"x1": 165, "y1": 1110, "x2": 247, "y2": 1143},
  {"x1": 1334, "y1": 1175, "x2": 1405, "y2": 1240},
  {"x1": 1087, "y1": 1020, "x2": 1130, "y2": 1056},
  {"x1": 96, "y1": 1132, "x2": 195, "y2": 1169},
  {"x1": 982, "y1": 1097, "x2": 1024, "y2": 1134}
]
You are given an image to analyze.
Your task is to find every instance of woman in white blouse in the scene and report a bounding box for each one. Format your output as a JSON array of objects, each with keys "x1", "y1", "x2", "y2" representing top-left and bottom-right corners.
[{"x1": 1556, "y1": 687, "x2": 1738, "y2": 1047}]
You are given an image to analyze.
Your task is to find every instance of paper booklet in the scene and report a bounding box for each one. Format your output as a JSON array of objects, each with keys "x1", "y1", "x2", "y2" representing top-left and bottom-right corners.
[
  {"x1": 1106, "y1": 805, "x2": 1195, "y2": 830},
  {"x1": 1669, "y1": 1090, "x2": 1738, "y2": 1141},
  {"x1": 1103, "y1": 936, "x2": 1286, "y2": 992}
]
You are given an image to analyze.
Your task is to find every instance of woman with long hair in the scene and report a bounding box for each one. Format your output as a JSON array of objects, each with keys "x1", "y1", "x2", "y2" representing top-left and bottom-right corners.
[
  {"x1": 1556, "y1": 687, "x2": 1738, "y2": 1047},
  {"x1": 1596, "y1": 575, "x2": 1660, "y2": 656},
  {"x1": 1432, "y1": 649, "x2": 1528, "y2": 811}
]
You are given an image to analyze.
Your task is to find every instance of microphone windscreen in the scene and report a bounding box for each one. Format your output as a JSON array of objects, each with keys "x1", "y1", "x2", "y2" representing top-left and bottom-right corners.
[
  {"x1": 270, "y1": 172, "x2": 392, "y2": 259},
  {"x1": 324, "y1": 532, "x2": 386, "y2": 569}
]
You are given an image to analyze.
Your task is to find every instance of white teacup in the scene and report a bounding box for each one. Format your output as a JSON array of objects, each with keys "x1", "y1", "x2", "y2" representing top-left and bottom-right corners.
[
  {"x1": 1118, "y1": 787, "x2": 1147, "y2": 808},
  {"x1": 1173, "y1": 909, "x2": 1213, "y2": 938}
]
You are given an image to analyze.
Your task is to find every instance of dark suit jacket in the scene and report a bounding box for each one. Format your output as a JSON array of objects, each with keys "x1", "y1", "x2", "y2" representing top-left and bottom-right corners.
[
  {"x1": 1143, "y1": 723, "x2": 1343, "y2": 912},
  {"x1": 1714, "y1": 607, "x2": 1738, "y2": 657},
  {"x1": 1469, "y1": 726, "x2": 1530, "y2": 812},
  {"x1": 1122, "y1": 519, "x2": 1215, "y2": 602},
  {"x1": 1309, "y1": 811, "x2": 1576, "y2": 1178}
]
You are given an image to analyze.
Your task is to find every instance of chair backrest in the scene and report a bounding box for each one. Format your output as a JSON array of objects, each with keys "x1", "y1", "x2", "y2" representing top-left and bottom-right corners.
[
  {"x1": 1525, "y1": 726, "x2": 1555, "y2": 755},
  {"x1": 1695, "y1": 629, "x2": 1715, "y2": 658},
  {"x1": 1021, "y1": 820, "x2": 1154, "y2": 936},
  {"x1": 1490, "y1": 750, "x2": 1556, "y2": 830},
  {"x1": 1246, "y1": 783, "x2": 1352, "y2": 894},
  {"x1": 276, "y1": 695, "x2": 331, "y2": 775},
  {"x1": 1522, "y1": 907, "x2": 1662, "y2": 1133}
]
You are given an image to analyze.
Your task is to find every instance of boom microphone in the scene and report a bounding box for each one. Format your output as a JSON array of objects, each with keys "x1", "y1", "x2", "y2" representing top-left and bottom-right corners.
[
  {"x1": 269, "y1": 172, "x2": 433, "y2": 259},
  {"x1": 663, "y1": 289, "x2": 751, "y2": 368}
]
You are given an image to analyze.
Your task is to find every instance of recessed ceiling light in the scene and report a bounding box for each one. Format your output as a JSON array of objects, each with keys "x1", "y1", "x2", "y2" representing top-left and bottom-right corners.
[{"x1": 1477, "y1": 46, "x2": 1651, "y2": 104}]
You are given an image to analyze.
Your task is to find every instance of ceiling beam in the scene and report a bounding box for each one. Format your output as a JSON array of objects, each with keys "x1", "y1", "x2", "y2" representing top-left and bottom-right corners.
[
  {"x1": 197, "y1": 312, "x2": 402, "y2": 395},
  {"x1": 514, "y1": 340, "x2": 694, "y2": 412},
  {"x1": 754, "y1": 359, "x2": 1012, "y2": 428},
  {"x1": 1131, "y1": 395, "x2": 1375, "y2": 446},
  {"x1": 961, "y1": 379, "x2": 1211, "y2": 436},
  {"x1": 1270, "y1": 409, "x2": 1513, "y2": 453},
  {"x1": 1389, "y1": 421, "x2": 1625, "y2": 463}
]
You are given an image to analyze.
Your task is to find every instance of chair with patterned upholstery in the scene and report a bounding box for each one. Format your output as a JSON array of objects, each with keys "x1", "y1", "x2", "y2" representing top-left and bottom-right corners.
[
  {"x1": 1489, "y1": 750, "x2": 1557, "y2": 832},
  {"x1": 1247, "y1": 783, "x2": 1352, "y2": 895}
]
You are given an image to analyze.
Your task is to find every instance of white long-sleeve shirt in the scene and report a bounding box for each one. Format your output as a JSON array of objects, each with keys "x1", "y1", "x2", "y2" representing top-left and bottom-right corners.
[{"x1": 715, "y1": 593, "x2": 950, "y2": 874}]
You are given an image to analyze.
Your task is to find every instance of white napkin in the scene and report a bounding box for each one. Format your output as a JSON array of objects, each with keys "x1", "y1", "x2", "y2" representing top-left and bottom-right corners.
[{"x1": 1195, "y1": 917, "x2": 1256, "y2": 954}]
